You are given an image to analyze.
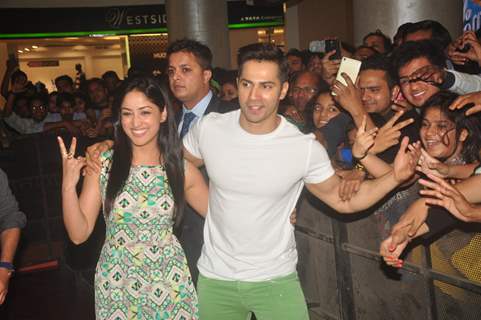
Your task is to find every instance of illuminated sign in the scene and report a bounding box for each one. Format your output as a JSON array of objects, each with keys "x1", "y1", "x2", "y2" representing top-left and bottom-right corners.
[{"x1": 0, "y1": 1, "x2": 284, "y2": 39}]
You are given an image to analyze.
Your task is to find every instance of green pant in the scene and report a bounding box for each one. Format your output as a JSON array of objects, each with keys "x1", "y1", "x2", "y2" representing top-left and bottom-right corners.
[{"x1": 198, "y1": 272, "x2": 309, "y2": 320}]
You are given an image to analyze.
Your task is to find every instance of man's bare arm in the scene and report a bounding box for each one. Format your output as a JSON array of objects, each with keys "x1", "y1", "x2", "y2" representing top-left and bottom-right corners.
[
  {"x1": 306, "y1": 136, "x2": 419, "y2": 213},
  {"x1": 306, "y1": 170, "x2": 399, "y2": 213},
  {"x1": 183, "y1": 146, "x2": 204, "y2": 168}
]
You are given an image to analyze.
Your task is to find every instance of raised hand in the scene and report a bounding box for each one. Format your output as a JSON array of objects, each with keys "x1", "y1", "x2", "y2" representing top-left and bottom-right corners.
[
  {"x1": 391, "y1": 87, "x2": 413, "y2": 113},
  {"x1": 406, "y1": 64, "x2": 445, "y2": 86},
  {"x1": 419, "y1": 173, "x2": 480, "y2": 222},
  {"x1": 449, "y1": 91, "x2": 481, "y2": 116},
  {"x1": 352, "y1": 115, "x2": 377, "y2": 159},
  {"x1": 392, "y1": 137, "x2": 420, "y2": 183},
  {"x1": 416, "y1": 148, "x2": 449, "y2": 178},
  {"x1": 321, "y1": 50, "x2": 341, "y2": 85},
  {"x1": 331, "y1": 73, "x2": 363, "y2": 115},
  {"x1": 58, "y1": 136, "x2": 86, "y2": 191},
  {"x1": 447, "y1": 31, "x2": 481, "y2": 66},
  {"x1": 370, "y1": 111, "x2": 414, "y2": 155},
  {"x1": 283, "y1": 105, "x2": 304, "y2": 123},
  {"x1": 447, "y1": 35, "x2": 469, "y2": 65},
  {"x1": 84, "y1": 140, "x2": 114, "y2": 175}
]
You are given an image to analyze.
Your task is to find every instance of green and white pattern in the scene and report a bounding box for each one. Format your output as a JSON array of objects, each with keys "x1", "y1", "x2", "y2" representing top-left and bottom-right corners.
[{"x1": 96, "y1": 151, "x2": 198, "y2": 320}]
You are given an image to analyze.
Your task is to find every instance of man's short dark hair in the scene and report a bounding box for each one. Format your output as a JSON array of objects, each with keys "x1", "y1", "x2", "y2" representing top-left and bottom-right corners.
[
  {"x1": 86, "y1": 77, "x2": 107, "y2": 89},
  {"x1": 363, "y1": 30, "x2": 393, "y2": 53},
  {"x1": 390, "y1": 40, "x2": 446, "y2": 82},
  {"x1": 286, "y1": 48, "x2": 303, "y2": 59},
  {"x1": 55, "y1": 75, "x2": 74, "y2": 86},
  {"x1": 237, "y1": 43, "x2": 289, "y2": 83},
  {"x1": 166, "y1": 38, "x2": 213, "y2": 70},
  {"x1": 11, "y1": 70, "x2": 27, "y2": 83},
  {"x1": 102, "y1": 70, "x2": 120, "y2": 80},
  {"x1": 289, "y1": 70, "x2": 329, "y2": 92},
  {"x1": 404, "y1": 20, "x2": 452, "y2": 49},
  {"x1": 360, "y1": 55, "x2": 396, "y2": 88}
]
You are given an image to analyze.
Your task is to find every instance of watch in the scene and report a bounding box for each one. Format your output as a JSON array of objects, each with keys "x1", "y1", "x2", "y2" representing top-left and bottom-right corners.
[{"x1": 0, "y1": 261, "x2": 14, "y2": 273}]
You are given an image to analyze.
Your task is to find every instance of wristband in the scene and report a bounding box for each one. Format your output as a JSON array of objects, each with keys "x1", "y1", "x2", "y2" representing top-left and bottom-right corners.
[
  {"x1": 352, "y1": 152, "x2": 368, "y2": 161},
  {"x1": 0, "y1": 261, "x2": 14, "y2": 272}
]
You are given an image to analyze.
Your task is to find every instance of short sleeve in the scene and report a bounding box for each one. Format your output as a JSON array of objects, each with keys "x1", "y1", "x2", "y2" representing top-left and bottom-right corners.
[
  {"x1": 183, "y1": 116, "x2": 204, "y2": 160},
  {"x1": 0, "y1": 169, "x2": 26, "y2": 232},
  {"x1": 303, "y1": 138, "x2": 335, "y2": 184}
]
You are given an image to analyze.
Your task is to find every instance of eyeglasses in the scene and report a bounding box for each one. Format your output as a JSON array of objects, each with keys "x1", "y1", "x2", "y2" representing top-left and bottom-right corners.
[
  {"x1": 31, "y1": 105, "x2": 46, "y2": 111},
  {"x1": 399, "y1": 77, "x2": 438, "y2": 87},
  {"x1": 291, "y1": 87, "x2": 317, "y2": 95}
]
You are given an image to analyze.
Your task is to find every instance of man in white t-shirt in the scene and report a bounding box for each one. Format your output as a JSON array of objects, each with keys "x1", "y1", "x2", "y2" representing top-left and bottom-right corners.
[{"x1": 183, "y1": 43, "x2": 419, "y2": 319}]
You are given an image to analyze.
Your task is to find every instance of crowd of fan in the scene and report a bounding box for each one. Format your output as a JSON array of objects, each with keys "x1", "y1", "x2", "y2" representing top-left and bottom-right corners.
[{"x1": 2, "y1": 18, "x2": 481, "y2": 311}]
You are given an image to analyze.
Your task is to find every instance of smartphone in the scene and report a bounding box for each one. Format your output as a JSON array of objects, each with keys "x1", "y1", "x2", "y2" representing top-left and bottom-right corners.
[
  {"x1": 325, "y1": 39, "x2": 341, "y2": 60},
  {"x1": 332, "y1": 57, "x2": 362, "y2": 95},
  {"x1": 309, "y1": 40, "x2": 326, "y2": 53}
]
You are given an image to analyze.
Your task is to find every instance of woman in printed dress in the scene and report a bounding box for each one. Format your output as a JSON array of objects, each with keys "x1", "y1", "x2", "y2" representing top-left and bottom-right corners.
[{"x1": 59, "y1": 76, "x2": 207, "y2": 319}]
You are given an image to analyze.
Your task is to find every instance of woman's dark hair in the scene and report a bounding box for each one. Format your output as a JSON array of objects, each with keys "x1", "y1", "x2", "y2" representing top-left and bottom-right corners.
[
  {"x1": 303, "y1": 87, "x2": 336, "y2": 133},
  {"x1": 105, "y1": 76, "x2": 185, "y2": 226},
  {"x1": 421, "y1": 91, "x2": 481, "y2": 163}
]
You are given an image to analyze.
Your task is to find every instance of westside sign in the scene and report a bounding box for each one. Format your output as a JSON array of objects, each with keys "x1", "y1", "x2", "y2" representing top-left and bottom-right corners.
[
  {"x1": 105, "y1": 7, "x2": 167, "y2": 29},
  {"x1": 0, "y1": 1, "x2": 284, "y2": 38}
]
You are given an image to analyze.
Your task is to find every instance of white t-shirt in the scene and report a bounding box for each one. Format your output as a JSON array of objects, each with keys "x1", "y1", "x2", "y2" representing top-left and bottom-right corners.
[{"x1": 183, "y1": 109, "x2": 335, "y2": 281}]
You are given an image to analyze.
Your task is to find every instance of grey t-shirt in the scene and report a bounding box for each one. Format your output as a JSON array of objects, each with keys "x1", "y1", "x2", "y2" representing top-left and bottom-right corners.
[{"x1": 0, "y1": 168, "x2": 26, "y2": 233}]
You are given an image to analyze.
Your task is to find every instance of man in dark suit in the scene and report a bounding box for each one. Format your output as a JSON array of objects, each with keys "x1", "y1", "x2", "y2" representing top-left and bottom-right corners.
[{"x1": 166, "y1": 39, "x2": 237, "y2": 284}]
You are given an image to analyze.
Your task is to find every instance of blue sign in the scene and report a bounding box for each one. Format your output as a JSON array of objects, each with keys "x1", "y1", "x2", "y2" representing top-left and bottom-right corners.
[{"x1": 464, "y1": 0, "x2": 481, "y2": 31}]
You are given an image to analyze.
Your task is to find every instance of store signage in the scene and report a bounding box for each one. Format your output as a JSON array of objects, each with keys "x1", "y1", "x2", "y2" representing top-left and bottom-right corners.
[{"x1": 0, "y1": 1, "x2": 284, "y2": 38}]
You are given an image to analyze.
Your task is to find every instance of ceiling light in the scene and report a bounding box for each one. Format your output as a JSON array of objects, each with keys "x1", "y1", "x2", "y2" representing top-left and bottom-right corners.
[{"x1": 17, "y1": 50, "x2": 23, "y2": 53}]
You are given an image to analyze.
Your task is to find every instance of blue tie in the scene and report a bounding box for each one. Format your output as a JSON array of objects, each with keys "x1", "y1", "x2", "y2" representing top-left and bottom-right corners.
[{"x1": 180, "y1": 112, "x2": 196, "y2": 138}]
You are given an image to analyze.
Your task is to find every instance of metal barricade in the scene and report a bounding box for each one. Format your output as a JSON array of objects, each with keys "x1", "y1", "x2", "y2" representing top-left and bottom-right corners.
[{"x1": 296, "y1": 192, "x2": 481, "y2": 320}]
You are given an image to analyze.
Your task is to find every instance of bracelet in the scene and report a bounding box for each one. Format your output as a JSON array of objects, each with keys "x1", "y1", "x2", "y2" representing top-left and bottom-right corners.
[
  {"x1": 354, "y1": 163, "x2": 366, "y2": 172},
  {"x1": 352, "y1": 152, "x2": 368, "y2": 161},
  {"x1": 0, "y1": 261, "x2": 14, "y2": 273}
]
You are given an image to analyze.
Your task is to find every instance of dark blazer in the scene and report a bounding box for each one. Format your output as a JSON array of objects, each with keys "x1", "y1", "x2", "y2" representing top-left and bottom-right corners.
[{"x1": 176, "y1": 93, "x2": 238, "y2": 284}]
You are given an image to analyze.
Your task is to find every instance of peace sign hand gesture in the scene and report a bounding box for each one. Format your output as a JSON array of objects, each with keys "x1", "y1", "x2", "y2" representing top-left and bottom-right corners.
[
  {"x1": 351, "y1": 115, "x2": 377, "y2": 159},
  {"x1": 370, "y1": 110, "x2": 414, "y2": 155},
  {"x1": 58, "y1": 136, "x2": 86, "y2": 191}
]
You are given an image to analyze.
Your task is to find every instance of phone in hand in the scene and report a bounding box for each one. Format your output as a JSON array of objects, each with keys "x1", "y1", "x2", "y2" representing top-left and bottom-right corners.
[
  {"x1": 332, "y1": 57, "x2": 362, "y2": 95},
  {"x1": 309, "y1": 40, "x2": 326, "y2": 53},
  {"x1": 325, "y1": 39, "x2": 341, "y2": 60}
]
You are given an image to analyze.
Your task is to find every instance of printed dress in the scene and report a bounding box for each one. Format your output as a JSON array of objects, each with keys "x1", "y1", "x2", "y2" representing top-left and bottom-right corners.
[{"x1": 96, "y1": 151, "x2": 198, "y2": 320}]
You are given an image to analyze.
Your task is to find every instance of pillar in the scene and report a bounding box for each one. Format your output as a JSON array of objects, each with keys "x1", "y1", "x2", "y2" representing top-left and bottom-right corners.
[{"x1": 165, "y1": 0, "x2": 231, "y2": 68}]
